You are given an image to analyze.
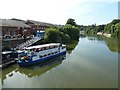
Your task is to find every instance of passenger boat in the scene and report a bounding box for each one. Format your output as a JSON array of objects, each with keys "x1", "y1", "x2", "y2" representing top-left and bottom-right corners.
[{"x1": 17, "y1": 43, "x2": 66, "y2": 67}]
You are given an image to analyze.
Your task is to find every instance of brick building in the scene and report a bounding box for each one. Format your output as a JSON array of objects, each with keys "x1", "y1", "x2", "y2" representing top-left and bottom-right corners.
[
  {"x1": 25, "y1": 20, "x2": 53, "y2": 35},
  {"x1": 0, "y1": 19, "x2": 31, "y2": 39}
]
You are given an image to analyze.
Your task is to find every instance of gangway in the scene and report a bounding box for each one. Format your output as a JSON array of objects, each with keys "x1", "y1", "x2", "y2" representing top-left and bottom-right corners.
[{"x1": 16, "y1": 37, "x2": 41, "y2": 49}]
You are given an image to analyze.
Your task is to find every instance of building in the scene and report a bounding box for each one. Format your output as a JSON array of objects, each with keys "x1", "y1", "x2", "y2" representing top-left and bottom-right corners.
[
  {"x1": 0, "y1": 19, "x2": 31, "y2": 39},
  {"x1": 25, "y1": 20, "x2": 53, "y2": 35}
]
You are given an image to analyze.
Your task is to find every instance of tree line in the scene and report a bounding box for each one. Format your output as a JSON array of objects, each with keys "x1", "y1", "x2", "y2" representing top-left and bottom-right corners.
[
  {"x1": 44, "y1": 18, "x2": 80, "y2": 44},
  {"x1": 82, "y1": 19, "x2": 120, "y2": 37}
]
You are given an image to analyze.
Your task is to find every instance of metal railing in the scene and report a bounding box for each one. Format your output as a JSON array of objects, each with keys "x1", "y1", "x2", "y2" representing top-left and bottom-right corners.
[{"x1": 16, "y1": 37, "x2": 41, "y2": 49}]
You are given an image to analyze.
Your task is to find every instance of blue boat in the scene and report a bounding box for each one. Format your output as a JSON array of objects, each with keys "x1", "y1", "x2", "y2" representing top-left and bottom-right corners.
[
  {"x1": 17, "y1": 43, "x2": 66, "y2": 67},
  {"x1": 13, "y1": 50, "x2": 27, "y2": 59},
  {"x1": 1, "y1": 50, "x2": 27, "y2": 68}
]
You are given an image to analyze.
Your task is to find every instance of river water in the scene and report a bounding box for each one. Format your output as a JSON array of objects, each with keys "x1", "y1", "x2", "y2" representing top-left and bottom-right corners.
[{"x1": 0, "y1": 35, "x2": 119, "y2": 88}]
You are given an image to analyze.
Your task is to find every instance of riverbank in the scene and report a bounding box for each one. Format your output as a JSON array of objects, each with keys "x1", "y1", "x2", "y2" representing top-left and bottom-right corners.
[{"x1": 97, "y1": 32, "x2": 111, "y2": 38}]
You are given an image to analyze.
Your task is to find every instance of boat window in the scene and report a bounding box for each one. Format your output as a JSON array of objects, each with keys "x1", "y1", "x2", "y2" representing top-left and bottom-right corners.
[
  {"x1": 46, "y1": 47, "x2": 49, "y2": 50},
  {"x1": 50, "y1": 46, "x2": 53, "y2": 49},
  {"x1": 43, "y1": 47, "x2": 46, "y2": 50},
  {"x1": 36, "y1": 48, "x2": 39, "y2": 52},
  {"x1": 39, "y1": 55, "x2": 43, "y2": 58},
  {"x1": 55, "y1": 51, "x2": 57, "y2": 53},
  {"x1": 39, "y1": 48, "x2": 41, "y2": 51},
  {"x1": 52, "y1": 52, "x2": 54, "y2": 54},
  {"x1": 41, "y1": 48, "x2": 44, "y2": 51},
  {"x1": 44, "y1": 54, "x2": 47, "y2": 57},
  {"x1": 48, "y1": 53, "x2": 51, "y2": 56},
  {"x1": 60, "y1": 43, "x2": 62, "y2": 47},
  {"x1": 54, "y1": 45, "x2": 58, "y2": 48},
  {"x1": 34, "y1": 48, "x2": 36, "y2": 51},
  {"x1": 49, "y1": 46, "x2": 51, "y2": 49},
  {"x1": 62, "y1": 46, "x2": 66, "y2": 49}
]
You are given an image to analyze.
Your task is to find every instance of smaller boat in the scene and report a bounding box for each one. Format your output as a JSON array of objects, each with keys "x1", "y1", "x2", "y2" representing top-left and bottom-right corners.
[
  {"x1": 17, "y1": 43, "x2": 66, "y2": 67},
  {"x1": 1, "y1": 50, "x2": 27, "y2": 68},
  {"x1": 1, "y1": 51, "x2": 15, "y2": 68}
]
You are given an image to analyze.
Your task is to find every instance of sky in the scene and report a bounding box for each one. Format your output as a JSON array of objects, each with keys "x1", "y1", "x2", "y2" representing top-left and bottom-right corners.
[{"x1": 0, "y1": 0, "x2": 119, "y2": 25}]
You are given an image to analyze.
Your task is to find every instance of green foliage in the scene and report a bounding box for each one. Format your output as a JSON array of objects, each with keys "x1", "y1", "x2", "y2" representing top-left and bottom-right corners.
[
  {"x1": 45, "y1": 18, "x2": 79, "y2": 44},
  {"x1": 111, "y1": 19, "x2": 120, "y2": 24},
  {"x1": 59, "y1": 32, "x2": 70, "y2": 44},
  {"x1": 104, "y1": 19, "x2": 120, "y2": 37},
  {"x1": 66, "y1": 18, "x2": 77, "y2": 26},
  {"x1": 66, "y1": 40, "x2": 79, "y2": 54},
  {"x1": 45, "y1": 27, "x2": 60, "y2": 43},
  {"x1": 96, "y1": 25, "x2": 105, "y2": 32},
  {"x1": 62, "y1": 24, "x2": 79, "y2": 40},
  {"x1": 111, "y1": 23, "x2": 120, "y2": 37},
  {"x1": 104, "y1": 24, "x2": 112, "y2": 33},
  {"x1": 85, "y1": 25, "x2": 97, "y2": 34},
  {"x1": 85, "y1": 19, "x2": 120, "y2": 37}
]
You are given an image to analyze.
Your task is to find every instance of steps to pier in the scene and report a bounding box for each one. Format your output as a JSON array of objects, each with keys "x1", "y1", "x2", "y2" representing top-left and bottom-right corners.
[{"x1": 16, "y1": 37, "x2": 41, "y2": 49}]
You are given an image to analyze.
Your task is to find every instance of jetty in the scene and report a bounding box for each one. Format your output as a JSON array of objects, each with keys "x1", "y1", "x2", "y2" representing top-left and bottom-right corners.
[{"x1": 16, "y1": 31, "x2": 45, "y2": 49}]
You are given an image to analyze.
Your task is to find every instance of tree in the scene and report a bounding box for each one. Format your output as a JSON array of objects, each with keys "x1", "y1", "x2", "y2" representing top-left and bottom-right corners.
[
  {"x1": 104, "y1": 24, "x2": 112, "y2": 33},
  {"x1": 113, "y1": 23, "x2": 120, "y2": 37},
  {"x1": 66, "y1": 18, "x2": 77, "y2": 26},
  {"x1": 111, "y1": 19, "x2": 120, "y2": 25},
  {"x1": 62, "y1": 24, "x2": 79, "y2": 40},
  {"x1": 59, "y1": 32, "x2": 70, "y2": 44},
  {"x1": 104, "y1": 19, "x2": 120, "y2": 37},
  {"x1": 44, "y1": 18, "x2": 79, "y2": 44},
  {"x1": 96, "y1": 25, "x2": 105, "y2": 32},
  {"x1": 45, "y1": 27, "x2": 60, "y2": 43}
]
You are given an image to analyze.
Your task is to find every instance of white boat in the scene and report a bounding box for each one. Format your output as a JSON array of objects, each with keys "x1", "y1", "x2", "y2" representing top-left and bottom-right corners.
[{"x1": 17, "y1": 43, "x2": 66, "y2": 67}]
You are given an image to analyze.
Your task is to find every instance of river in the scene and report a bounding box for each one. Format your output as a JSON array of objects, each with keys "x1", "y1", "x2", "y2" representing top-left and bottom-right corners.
[{"x1": 0, "y1": 35, "x2": 119, "y2": 88}]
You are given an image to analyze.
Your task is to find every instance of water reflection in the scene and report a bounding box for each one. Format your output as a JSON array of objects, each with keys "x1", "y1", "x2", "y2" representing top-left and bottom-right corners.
[
  {"x1": 2, "y1": 54, "x2": 66, "y2": 82},
  {"x1": 2, "y1": 65, "x2": 16, "y2": 80},
  {"x1": 85, "y1": 35, "x2": 120, "y2": 53},
  {"x1": 87, "y1": 35, "x2": 103, "y2": 41},
  {"x1": 103, "y1": 37, "x2": 120, "y2": 53},
  {"x1": 67, "y1": 41, "x2": 79, "y2": 54},
  {"x1": 79, "y1": 34, "x2": 86, "y2": 38},
  {"x1": 17, "y1": 55, "x2": 66, "y2": 78}
]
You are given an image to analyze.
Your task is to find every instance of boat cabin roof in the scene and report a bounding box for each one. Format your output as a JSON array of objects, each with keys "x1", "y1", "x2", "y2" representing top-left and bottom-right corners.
[
  {"x1": 2, "y1": 50, "x2": 27, "y2": 55},
  {"x1": 2, "y1": 51, "x2": 13, "y2": 54},
  {"x1": 26, "y1": 43, "x2": 61, "y2": 50}
]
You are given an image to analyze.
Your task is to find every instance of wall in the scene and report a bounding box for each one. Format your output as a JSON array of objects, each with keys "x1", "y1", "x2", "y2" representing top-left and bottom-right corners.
[{"x1": 2, "y1": 38, "x2": 30, "y2": 50}]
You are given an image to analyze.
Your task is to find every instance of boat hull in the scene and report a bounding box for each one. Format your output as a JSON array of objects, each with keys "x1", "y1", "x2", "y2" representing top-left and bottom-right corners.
[{"x1": 17, "y1": 51, "x2": 66, "y2": 67}]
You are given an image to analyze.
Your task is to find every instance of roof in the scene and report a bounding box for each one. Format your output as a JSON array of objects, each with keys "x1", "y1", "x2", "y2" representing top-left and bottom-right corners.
[
  {"x1": 2, "y1": 51, "x2": 13, "y2": 54},
  {"x1": 26, "y1": 43, "x2": 61, "y2": 50},
  {"x1": 36, "y1": 31, "x2": 45, "y2": 34},
  {"x1": 0, "y1": 19, "x2": 31, "y2": 28},
  {"x1": 10, "y1": 18, "x2": 25, "y2": 22},
  {"x1": 26, "y1": 20, "x2": 53, "y2": 27}
]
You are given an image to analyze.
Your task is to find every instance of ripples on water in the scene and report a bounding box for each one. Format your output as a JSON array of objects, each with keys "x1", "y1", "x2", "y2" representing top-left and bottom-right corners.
[{"x1": 1, "y1": 36, "x2": 119, "y2": 88}]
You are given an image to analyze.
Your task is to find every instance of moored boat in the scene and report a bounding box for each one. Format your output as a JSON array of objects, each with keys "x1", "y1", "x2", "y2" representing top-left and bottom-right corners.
[
  {"x1": 1, "y1": 50, "x2": 27, "y2": 68},
  {"x1": 17, "y1": 43, "x2": 66, "y2": 67}
]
